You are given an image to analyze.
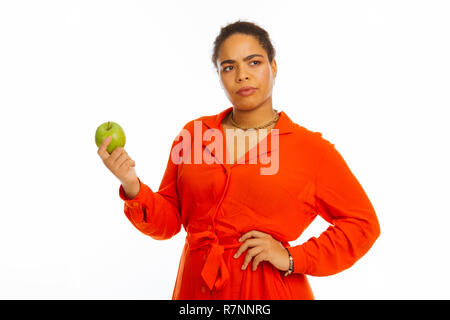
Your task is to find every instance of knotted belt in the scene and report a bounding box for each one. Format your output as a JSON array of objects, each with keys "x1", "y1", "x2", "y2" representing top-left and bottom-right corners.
[{"x1": 186, "y1": 230, "x2": 242, "y2": 291}]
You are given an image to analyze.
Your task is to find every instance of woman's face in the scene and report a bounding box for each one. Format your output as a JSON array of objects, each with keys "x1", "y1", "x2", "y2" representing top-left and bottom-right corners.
[{"x1": 217, "y1": 33, "x2": 277, "y2": 111}]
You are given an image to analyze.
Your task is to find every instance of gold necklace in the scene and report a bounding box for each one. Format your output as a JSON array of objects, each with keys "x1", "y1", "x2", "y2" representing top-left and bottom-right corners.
[{"x1": 230, "y1": 109, "x2": 279, "y2": 130}]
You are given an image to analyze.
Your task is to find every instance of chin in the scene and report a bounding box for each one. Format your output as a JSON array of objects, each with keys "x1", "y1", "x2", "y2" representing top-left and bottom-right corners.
[
  {"x1": 233, "y1": 98, "x2": 260, "y2": 108},
  {"x1": 232, "y1": 104, "x2": 258, "y2": 111}
]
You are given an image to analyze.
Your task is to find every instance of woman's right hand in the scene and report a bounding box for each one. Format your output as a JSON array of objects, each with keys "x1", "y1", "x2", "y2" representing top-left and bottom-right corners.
[{"x1": 97, "y1": 136, "x2": 138, "y2": 187}]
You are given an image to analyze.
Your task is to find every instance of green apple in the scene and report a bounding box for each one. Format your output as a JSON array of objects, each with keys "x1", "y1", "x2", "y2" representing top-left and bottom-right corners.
[{"x1": 95, "y1": 121, "x2": 126, "y2": 154}]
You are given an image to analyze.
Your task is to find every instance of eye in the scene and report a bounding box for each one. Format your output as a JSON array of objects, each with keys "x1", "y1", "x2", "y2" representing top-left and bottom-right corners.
[{"x1": 222, "y1": 60, "x2": 261, "y2": 72}]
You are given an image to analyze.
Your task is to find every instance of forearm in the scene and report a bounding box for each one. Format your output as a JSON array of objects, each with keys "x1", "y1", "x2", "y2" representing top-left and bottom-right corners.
[
  {"x1": 121, "y1": 179, "x2": 140, "y2": 199},
  {"x1": 119, "y1": 179, "x2": 182, "y2": 240}
]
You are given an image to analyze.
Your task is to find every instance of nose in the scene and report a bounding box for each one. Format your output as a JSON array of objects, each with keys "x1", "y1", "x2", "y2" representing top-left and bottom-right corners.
[{"x1": 236, "y1": 67, "x2": 249, "y2": 82}]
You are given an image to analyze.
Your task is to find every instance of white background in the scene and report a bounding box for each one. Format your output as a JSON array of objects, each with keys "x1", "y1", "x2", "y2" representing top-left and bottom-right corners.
[{"x1": 0, "y1": 0, "x2": 449, "y2": 299}]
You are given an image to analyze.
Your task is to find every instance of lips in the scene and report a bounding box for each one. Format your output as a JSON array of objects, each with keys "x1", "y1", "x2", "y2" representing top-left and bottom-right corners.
[{"x1": 237, "y1": 86, "x2": 257, "y2": 96}]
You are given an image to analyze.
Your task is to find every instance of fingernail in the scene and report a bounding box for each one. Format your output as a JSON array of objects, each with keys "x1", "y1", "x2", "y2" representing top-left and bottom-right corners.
[
  {"x1": 238, "y1": 238, "x2": 242, "y2": 242},
  {"x1": 233, "y1": 253, "x2": 238, "y2": 258},
  {"x1": 241, "y1": 265, "x2": 245, "y2": 270}
]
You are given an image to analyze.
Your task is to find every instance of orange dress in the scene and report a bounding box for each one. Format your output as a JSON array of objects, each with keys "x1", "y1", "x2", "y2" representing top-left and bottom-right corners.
[{"x1": 118, "y1": 106, "x2": 381, "y2": 300}]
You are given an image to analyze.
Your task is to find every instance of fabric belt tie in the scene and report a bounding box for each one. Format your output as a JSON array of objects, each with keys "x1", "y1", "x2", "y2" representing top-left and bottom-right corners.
[{"x1": 186, "y1": 230, "x2": 241, "y2": 291}]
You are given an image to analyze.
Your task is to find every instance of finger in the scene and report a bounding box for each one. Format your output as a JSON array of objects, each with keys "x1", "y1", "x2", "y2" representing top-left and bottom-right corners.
[
  {"x1": 252, "y1": 251, "x2": 267, "y2": 271},
  {"x1": 108, "y1": 146, "x2": 125, "y2": 164},
  {"x1": 241, "y1": 246, "x2": 263, "y2": 270},
  {"x1": 239, "y1": 230, "x2": 269, "y2": 242},
  {"x1": 120, "y1": 158, "x2": 135, "y2": 169},
  {"x1": 117, "y1": 154, "x2": 130, "y2": 170},
  {"x1": 113, "y1": 151, "x2": 129, "y2": 168},
  {"x1": 118, "y1": 158, "x2": 135, "y2": 171},
  {"x1": 234, "y1": 238, "x2": 261, "y2": 259},
  {"x1": 97, "y1": 136, "x2": 112, "y2": 161}
]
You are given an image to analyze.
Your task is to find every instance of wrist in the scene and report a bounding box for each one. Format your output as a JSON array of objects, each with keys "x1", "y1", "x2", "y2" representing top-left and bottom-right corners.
[
  {"x1": 284, "y1": 247, "x2": 294, "y2": 276},
  {"x1": 121, "y1": 178, "x2": 140, "y2": 199}
]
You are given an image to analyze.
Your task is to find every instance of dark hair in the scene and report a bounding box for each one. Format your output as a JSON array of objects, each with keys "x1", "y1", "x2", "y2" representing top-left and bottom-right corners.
[{"x1": 211, "y1": 20, "x2": 276, "y2": 72}]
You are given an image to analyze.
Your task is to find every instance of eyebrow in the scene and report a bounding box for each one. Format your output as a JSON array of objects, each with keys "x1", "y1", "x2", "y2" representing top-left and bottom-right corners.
[{"x1": 220, "y1": 54, "x2": 264, "y2": 67}]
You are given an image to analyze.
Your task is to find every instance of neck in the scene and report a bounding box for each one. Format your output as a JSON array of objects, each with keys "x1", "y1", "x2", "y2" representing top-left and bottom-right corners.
[{"x1": 230, "y1": 101, "x2": 277, "y2": 128}]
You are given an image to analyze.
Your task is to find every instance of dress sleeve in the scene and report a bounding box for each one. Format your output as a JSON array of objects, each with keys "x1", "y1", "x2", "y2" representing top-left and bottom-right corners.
[
  {"x1": 289, "y1": 135, "x2": 381, "y2": 276},
  {"x1": 118, "y1": 136, "x2": 182, "y2": 240}
]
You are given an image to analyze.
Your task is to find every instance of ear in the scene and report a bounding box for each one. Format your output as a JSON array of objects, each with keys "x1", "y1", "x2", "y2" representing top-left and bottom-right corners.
[{"x1": 271, "y1": 58, "x2": 277, "y2": 79}]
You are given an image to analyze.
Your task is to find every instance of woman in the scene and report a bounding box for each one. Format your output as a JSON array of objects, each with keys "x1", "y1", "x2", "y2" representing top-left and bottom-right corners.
[{"x1": 97, "y1": 20, "x2": 381, "y2": 299}]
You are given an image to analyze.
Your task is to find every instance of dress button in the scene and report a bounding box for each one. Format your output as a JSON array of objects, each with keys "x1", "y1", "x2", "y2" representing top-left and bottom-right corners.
[
  {"x1": 132, "y1": 202, "x2": 139, "y2": 207},
  {"x1": 201, "y1": 286, "x2": 206, "y2": 293},
  {"x1": 203, "y1": 254, "x2": 207, "y2": 261},
  {"x1": 207, "y1": 225, "x2": 212, "y2": 230}
]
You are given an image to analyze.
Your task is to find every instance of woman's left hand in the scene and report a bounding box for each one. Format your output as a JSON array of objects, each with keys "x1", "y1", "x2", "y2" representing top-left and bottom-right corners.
[{"x1": 233, "y1": 230, "x2": 290, "y2": 272}]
